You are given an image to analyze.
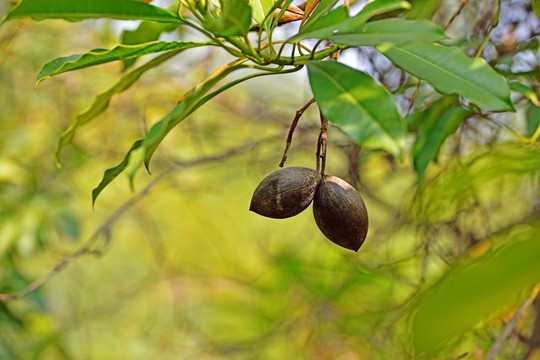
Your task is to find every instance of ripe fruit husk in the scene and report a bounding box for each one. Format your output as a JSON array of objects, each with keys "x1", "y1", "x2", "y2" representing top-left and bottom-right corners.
[
  {"x1": 250, "y1": 167, "x2": 322, "y2": 219},
  {"x1": 313, "y1": 175, "x2": 369, "y2": 251}
]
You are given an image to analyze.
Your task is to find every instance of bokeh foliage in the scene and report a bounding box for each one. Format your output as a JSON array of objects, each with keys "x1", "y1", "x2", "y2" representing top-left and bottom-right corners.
[{"x1": 1, "y1": 0, "x2": 540, "y2": 359}]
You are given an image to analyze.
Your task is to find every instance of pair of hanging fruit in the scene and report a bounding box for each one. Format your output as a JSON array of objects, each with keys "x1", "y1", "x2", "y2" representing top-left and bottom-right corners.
[{"x1": 250, "y1": 167, "x2": 368, "y2": 251}]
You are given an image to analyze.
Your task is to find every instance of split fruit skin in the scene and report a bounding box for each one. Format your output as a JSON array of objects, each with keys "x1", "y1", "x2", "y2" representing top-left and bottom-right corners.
[
  {"x1": 250, "y1": 167, "x2": 322, "y2": 219},
  {"x1": 313, "y1": 175, "x2": 369, "y2": 252}
]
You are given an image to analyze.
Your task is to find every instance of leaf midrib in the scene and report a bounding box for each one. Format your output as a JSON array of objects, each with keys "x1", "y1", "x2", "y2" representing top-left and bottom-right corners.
[
  {"x1": 309, "y1": 63, "x2": 395, "y2": 139},
  {"x1": 386, "y1": 44, "x2": 505, "y2": 106}
]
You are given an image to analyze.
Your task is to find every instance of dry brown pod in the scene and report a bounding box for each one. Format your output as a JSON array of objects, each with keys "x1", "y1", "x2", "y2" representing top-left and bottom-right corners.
[
  {"x1": 250, "y1": 167, "x2": 321, "y2": 219},
  {"x1": 313, "y1": 175, "x2": 369, "y2": 251}
]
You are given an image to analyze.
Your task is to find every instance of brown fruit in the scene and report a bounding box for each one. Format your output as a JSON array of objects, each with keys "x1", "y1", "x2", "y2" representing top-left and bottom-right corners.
[
  {"x1": 313, "y1": 175, "x2": 368, "y2": 251},
  {"x1": 250, "y1": 167, "x2": 322, "y2": 219}
]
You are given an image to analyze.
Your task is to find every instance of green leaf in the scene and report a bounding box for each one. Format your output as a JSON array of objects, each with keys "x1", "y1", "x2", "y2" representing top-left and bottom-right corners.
[
  {"x1": 288, "y1": 7, "x2": 348, "y2": 42},
  {"x1": 206, "y1": 0, "x2": 252, "y2": 37},
  {"x1": 410, "y1": 223, "x2": 540, "y2": 358},
  {"x1": 302, "y1": 0, "x2": 338, "y2": 27},
  {"x1": 509, "y1": 81, "x2": 540, "y2": 106},
  {"x1": 406, "y1": 0, "x2": 442, "y2": 19},
  {"x1": 379, "y1": 41, "x2": 514, "y2": 112},
  {"x1": 121, "y1": 21, "x2": 179, "y2": 70},
  {"x1": 37, "y1": 41, "x2": 213, "y2": 85},
  {"x1": 413, "y1": 98, "x2": 470, "y2": 181},
  {"x1": 3, "y1": 0, "x2": 183, "y2": 23},
  {"x1": 306, "y1": 61, "x2": 406, "y2": 157},
  {"x1": 92, "y1": 62, "x2": 245, "y2": 205},
  {"x1": 526, "y1": 103, "x2": 540, "y2": 141},
  {"x1": 289, "y1": 0, "x2": 411, "y2": 42},
  {"x1": 92, "y1": 140, "x2": 143, "y2": 207},
  {"x1": 56, "y1": 49, "x2": 184, "y2": 164},
  {"x1": 330, "y1": 19, "x2": 447, "y2": 46},
  {"x1": 92, "y1": 65, "x2": 302, "y2": 204},
  {"x1": 351, "y1": 0, "x2": 411, "y2": 25},
  {"x1": 533, "y1": 0, "x2": 540, "y2": 19},
  {"x1": 249, "y1": 0, "x2": 273, "y2": 24}
]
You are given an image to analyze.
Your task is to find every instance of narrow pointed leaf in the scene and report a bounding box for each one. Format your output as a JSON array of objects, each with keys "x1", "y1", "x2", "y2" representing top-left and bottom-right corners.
[
  {"x1": 307, "y1": 61, "x2": 405, "y2": 157},
  {"x1": 300, "y1": 0, "x2": 321, "y2": 27},
  {"x1": 526, "y1": 104, "x2": 540, "y2": 141},
  {"x1": 289, "y1": 0, "x2": 411, "y2": 41},
  {"x1": 92, "y1": 140, "x2": 143, "y2": 207},
  {"x1": 413, "y1": 100, "x2": 470, "y2": 180},
  {"x1": 38, "y1": 41, "x2": 214, "y2": 85},
  {"x1": 206, "y1": 0, "x2": 252, "y2": 37},
  {"x1": 249, "y1": 0, "x2": 273, "y2": 24},
  {"x1": 406, "y1": 0, "x2": 442, "y2": 19},
  {"x1": 379, "y1": 41, "x2": 514, "y2": 112},
  {"x1": 411, "y1": 223, "x2": 540, "y2": 358},
  {"x1": 56, "y1": 49, "x2": 183, "y2": 164},
  {"x1": 330, "y1": 19, "x2": 447, "y2": 46},
  {"x1": 302, "y1": 0, "x2": 338, "y2": 27},
  {"x1": 3, "y1": 0, "x2": 183, "y2": 23},
  {"x1": 509, "y1": 81, "x2": 540, "y2": 106}
]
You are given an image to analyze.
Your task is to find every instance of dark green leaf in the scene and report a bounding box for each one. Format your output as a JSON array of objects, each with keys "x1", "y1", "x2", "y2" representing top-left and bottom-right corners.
[
  {"x1": 93, "y1": 62, "x2": 244, "y2": 204},
  {"x1": 330, "y1": 19, "x2": 447, "y2": 46},
  {"x1": 3, "y1": 0, "x2": 183, "y2": 23},
  {"x1": 411, "y1": 223, "x2": 540, "y2": 357},
  {"x1": 92, "y1": 140, "x2": 143, "y2": 207},
  {"x1": 413, "y1": 99, "x2": 470, "y2": 180},
  {"x1": 289, "y1": 0, "x2": 411, "y2": 41},
  {"x1": 303, "y1": 0, "x2": 338, "y2": 27},
  {"x1": 56, "y1": 49, "x2": 185, "y2": 164},
  {"x1": 526, "y1": 104, "x2": 540, "y2": 141},
  {"x1": 306, "y1": 61, "x2": 406, "y2": 157},
  {"x1": 289, "y1": 7, "x2": 348, "y2": 42},
  {"x1": 206, "y1": 0, "x2": 252, "y2": 37},
  {"x1": 406, "y1": 0, "x2": 442, "y2": 19},
  {"x1": 37, "y1": 41, "x2": 213, "y2": 85},
  {"x1": 379, "y1": 41, "x2": 514, "y2": 112}
]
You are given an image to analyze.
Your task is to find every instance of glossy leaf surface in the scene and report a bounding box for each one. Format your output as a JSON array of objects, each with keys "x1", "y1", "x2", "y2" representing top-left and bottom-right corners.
[
  {"x1": 3, "y1": 0, "x2": 183, "y2": 23},
  {"x1": 307, "y1": 61, "x2": 405, "y2": 157},
  {"x1": 379, "y1": 41, "x2": 514, "y2": 111},
  {"x1": 289, "y1": 0, "x2": 411, "y2": 41},
  {"x1": 37, "y1": 41, "x2": 213, "y2": 85},
  {"x1": 330, "y1": 19, "x2": 446, "y2": 46},
  {"x1": 413, "y1": 99, "x2": 470, "y2": 180}
]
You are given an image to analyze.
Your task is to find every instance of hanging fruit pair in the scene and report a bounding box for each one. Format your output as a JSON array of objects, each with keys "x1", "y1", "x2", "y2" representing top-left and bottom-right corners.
[{"x1": 250, "y1": 166, "x2": 369, "y2": 252}]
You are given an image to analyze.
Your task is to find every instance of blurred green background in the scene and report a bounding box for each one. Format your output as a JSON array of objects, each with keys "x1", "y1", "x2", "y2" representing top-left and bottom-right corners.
[{"x1": 1, "y1": 2, "x2": 540, "y2": 359}]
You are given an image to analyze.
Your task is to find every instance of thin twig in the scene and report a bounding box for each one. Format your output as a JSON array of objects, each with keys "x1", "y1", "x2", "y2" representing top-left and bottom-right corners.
[
  {"x1": 316, "y1": 111, "x2": 328, "y2": 174},
  {"x1": 279, "y1": 97, "x2": 315, "y2": 167},
  {"x1": 523, "y1": 297, "x2": 540, "y2": 360},
  {"x1": 444, "y1": 0, "x2": 468, "y2": 31},
  {"x1": 0, "y1": 141, "x2": 267, "y2": 302},
  {"x1": 485, "y1": 284, "x2": 540, "y2": 360},
  {"x1": 475, "y1": 0, "x2": 500, "y2": 58}
]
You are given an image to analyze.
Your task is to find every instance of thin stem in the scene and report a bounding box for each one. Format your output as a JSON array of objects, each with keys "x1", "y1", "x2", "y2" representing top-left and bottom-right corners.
[
  {"x1": 279, "y1": 97, "x2": 316, "y2": 167},
  {"x1": 316, "y1": 111, "x2": 328, "y2": 174},
  {"x1": 530, "y1": 121, "x2": 540, "y2": 144},
  {"x1": 262, "y1": 44, "x2": 343, "y2": 65},
  {"x1": 0, "y1": 142, "x2": 270, "y2": 302},
  {"x1": 444, "y1": 0, "x2": 467, "y2": 31},
  {"x1": 483, "y1": 116, "x2": 530, "y2": 143},
  {"x1": 475, "y1": 0, "x2": 500, "y2": 58},
  {"x1": 485, "y1": 284, "x2": 540, "y2": 360}
]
